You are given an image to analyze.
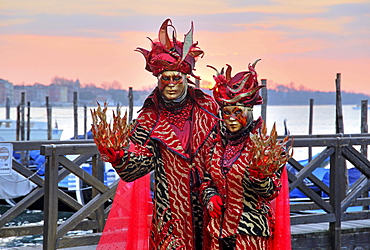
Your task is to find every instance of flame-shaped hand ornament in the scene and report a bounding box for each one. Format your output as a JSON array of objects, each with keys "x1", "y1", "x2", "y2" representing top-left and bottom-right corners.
[
  {"x1": 248, "y1": 122, "x2": 293, "y2": 176},
  {"x1": 90, "y1": 102, "x2": 130, "y2": 150}
]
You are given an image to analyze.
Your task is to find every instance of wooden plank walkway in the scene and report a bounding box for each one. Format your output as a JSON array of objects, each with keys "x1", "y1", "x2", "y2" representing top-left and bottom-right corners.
[
  {"x1": 3, "y1": 246, "x2": 97, "y2": 250},
  {"x1": 4, "y1": 219, "x2": 370, "y2": 249},
  {"x1": 291, "y1": 218, "x2": 370, "y2": 235},
  {"x1": 291, "y1": 219, "x2": 370, "y2": 249}
]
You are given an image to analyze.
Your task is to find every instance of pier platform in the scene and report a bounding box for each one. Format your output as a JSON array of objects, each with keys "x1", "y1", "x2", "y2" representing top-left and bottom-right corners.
[
  {"x1": 3, "y1": 219, "x2": 370, "y2": 249},
  {"x1": 291, "y1": 219, "x2": 370, "y2": 249},
  {"x1": 3, "y1": 246, "x2": 97, "y2": 250}
]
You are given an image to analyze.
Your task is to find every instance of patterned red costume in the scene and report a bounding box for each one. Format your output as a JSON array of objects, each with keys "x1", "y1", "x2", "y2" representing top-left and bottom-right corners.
[
  {"x1": 201, "y1": 61, "x2": 291, "y2": 249},
  {"x1": 97, "y1": 19, "x2": 219, "y2": 249},
  {"x1": 115, "y1": 87, "x2": 218, "y2": 249}
]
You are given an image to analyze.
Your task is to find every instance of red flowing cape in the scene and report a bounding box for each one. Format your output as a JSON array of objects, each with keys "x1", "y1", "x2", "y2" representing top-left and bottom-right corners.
[
  {"x1": 271, "y1": 167, "x2": 291, "y2": 249},
  {"x1": 97, "y1": 172, "x2": 152, "y2": 249}
]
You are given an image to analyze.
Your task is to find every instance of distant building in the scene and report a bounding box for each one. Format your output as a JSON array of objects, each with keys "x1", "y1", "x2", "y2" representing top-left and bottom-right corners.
[
  {"x1": 50, "y1": 77, "x2": 80, "y2": 104},
  {"x1": 49, "y1": 85, "x2": 68, "y2": 105},
  {"x1": 13, "y1": 85, "x2": 28, "y2": 105},
  {"x1": 0, "y1": 79, "x2": 13, "y2": 106},
  {"x1": 29, "y1": 83, "x2": 49, "y2": 106}
]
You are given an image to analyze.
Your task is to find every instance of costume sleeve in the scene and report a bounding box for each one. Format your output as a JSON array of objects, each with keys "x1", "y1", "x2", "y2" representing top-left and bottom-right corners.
[
  {"x1": 246, "y1": 166, "x2": 283, "y2": 200},
  {"x1": 200, "y1": 171, "x2": 219, "y2": 205},
  {"x1": 113, "y1": 140, "x2": 156, "y2": 182},
  {"x1": 198, "y1": 131, "x2": 221, "y2": 205}
]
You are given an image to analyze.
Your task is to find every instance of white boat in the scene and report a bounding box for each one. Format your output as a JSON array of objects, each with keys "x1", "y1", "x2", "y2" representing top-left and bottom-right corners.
[{"x1": 0, "y1": 119, "x2": 63, "y2": 141}]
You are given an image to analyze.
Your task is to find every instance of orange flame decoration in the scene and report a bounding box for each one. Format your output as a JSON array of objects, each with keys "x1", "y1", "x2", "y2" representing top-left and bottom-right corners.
[
  {"x1": 248, "y1": 122, "x2": 293, "y2": 176},
  {"x1": 90, "y1": 102, "x2": 130, "y2": 150}
]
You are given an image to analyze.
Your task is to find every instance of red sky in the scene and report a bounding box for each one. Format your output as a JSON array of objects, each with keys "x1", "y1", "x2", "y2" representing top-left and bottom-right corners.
[{"x1": 1, "y1": 1, "x2": 370, "y2": 94}]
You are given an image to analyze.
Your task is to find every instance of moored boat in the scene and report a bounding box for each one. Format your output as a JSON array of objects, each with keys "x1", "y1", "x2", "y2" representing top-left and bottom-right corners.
[
  {"x1": 0, "y1": 119, "x2": 63, "y2": 141},
  {"x1": 352, "y1": 105, "x2": 370, "y2": 110}
]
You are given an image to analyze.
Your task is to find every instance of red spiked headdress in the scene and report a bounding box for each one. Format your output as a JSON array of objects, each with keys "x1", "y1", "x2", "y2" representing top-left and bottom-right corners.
[
  {"x1": 208, "y1": 59, "x2": 265, "y2": 107},
  {"x1": 135, "y1": 18, "x2": 204, "y2": 79}
]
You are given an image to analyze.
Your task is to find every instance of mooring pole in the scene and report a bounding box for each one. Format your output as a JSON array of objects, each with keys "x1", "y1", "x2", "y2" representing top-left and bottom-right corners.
[
  {"x1": 84, "y1": 105, "x2": 87, "y2": 139},
  {"x1": 360, "y1": 99, "x2": 369, "y2": 210},
  {"x1": 20, "y1": 92, "x2": 25, "y2": 141},
  {"x1": 73, "y1": 92, "x2": 78, "y2": 139},
  {"x1": 46, "y1": 96, "x2": 52, "y2": 140},
  {"x1": 128, "y1": 87, "x2": 134, "y2": 122},
  {"x1": 6, "y1": 97, "x2": 10, "y2": 120},
  {"x1": 308, "y1": 99, "x2": 314, "y2": 161},
  {"x1": 261, "y1": 79, "x2": 267, "y2": 122}
]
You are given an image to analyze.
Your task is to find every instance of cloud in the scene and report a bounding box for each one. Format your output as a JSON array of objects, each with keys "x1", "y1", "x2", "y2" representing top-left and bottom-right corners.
[{"x1": 1, "y1": 0, "x2": 369, "y2": 95}]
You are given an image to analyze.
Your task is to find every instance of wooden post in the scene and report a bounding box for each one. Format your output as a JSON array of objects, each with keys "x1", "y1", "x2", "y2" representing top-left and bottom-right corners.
[
  {"x1": 308, "y1": 99, "x2": 314, "y2": 161},
  {"x1": 128, "y1": 87, "x2": 134, "y2": 122},
  {"x1": 116, "y1": 102, "x2": 120, "y2": 114},
  {"x1": 73, "y1": 92, "x2": 78, "y2": 139},
  {"x1": 24, "y1": 101, "x2": 31, "y2": 167},
  {"x1": 84, "y1": 105, "x2": 87, "y2": 139},
  {"x1": 27, "y1": 102, "x2": 31, "y2": 141},
  {"x1": 92, "y1": 154, "x2": 105, "y2": 232},
  {"x1": 332, "y1": 74, "x2": 347, "y2": 250},
  {"x1": 46, "y1": 96, "x2": 52, "y2": 140},
  {"x1": 360, "y1": 100, "x2": 369, "y2": 210},
  {"x1": 16, "y1": 105, "x2": 20, "y2": 141},
  {"x1": 43, "y1": 145, "x2": 59, "y2": 250},
  {"x1": 329, "y1": 139, "x2": 344, "y2": 249},
  {"x1": 6, "y1": 97, "x2": 10, "y2": 120},
  {"x1": 21, "y1": 92, "x2": 25, "y2": 141},
  {"x1": 334, "y1": 73, "x2": 348, "y2": 198},
  {"x1": 261, "y1": 79, "x2": 267, "y2": 122},
  {"x1": 335, "y1": 74, "x2": 344, "y2": 134},
  {"x1": 283, "y1": 119, "x2": 289, "y2": 136},
  {"x1": 195, "y1": 78, "x2": 200, "y2": 88},
  {"x1": 360, "y1": 100, "x2": 368, "y2": 156}
]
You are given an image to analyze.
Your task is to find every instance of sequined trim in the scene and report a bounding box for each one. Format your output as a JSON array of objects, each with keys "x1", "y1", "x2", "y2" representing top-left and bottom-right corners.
[{"x1": 160, "y1": 100, "x2": 193, "y2": 130}]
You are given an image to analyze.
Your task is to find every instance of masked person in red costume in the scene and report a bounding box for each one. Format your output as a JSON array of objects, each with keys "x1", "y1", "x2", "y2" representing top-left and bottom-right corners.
[
  {"x1": 201, "y1": 60, "x2": 292, "y2": 250},
  {"x1": 97, "y1": 19, "x2": 219, "y2": 249}
]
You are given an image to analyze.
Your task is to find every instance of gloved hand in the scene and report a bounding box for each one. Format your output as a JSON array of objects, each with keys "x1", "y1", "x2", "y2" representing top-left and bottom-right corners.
[
  {"x1": 249, "y1": 168, "x2": 270, "y2": 180},
  {"x1": 207, "y1": 195, "x2": 223, "y2": 218},
  {"x1": 98, "y1": 146, "x2": 125, "y2": 166}
]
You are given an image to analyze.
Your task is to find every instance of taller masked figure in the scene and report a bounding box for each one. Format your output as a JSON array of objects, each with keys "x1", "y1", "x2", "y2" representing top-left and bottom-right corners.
[{"x1": 98, "y1": 19, "x2": 219, "y2": 249}]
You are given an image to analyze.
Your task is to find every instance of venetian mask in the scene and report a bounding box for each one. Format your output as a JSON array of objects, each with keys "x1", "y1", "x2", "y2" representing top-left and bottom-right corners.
[
  {"x1": 158, "y1": 71, "x2": 186, "y2": 100},
  {"x1": 222, "y1": 106, "x2": 249, "y2": 133}
]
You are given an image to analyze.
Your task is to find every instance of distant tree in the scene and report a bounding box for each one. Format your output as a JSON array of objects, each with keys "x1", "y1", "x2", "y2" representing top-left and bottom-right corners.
[
  {"x1": 101, "y1": 81, "x2": 123, "y2": 90},
  {"x1": 82, "y1": 83, "x2": 97, "y2": 88},
  {"x1": 51, "y1": 76, "x2": 80, "y2": 88}
]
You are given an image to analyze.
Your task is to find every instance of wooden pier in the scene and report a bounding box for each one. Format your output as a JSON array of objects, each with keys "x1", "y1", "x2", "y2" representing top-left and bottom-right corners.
[{"x1": 1, "y1": 133, "x2": 370, "y2": 249}]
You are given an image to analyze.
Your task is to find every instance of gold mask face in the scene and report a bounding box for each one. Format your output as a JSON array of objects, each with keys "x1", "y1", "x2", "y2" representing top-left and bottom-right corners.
[
  {"x1": 222, "y1": 106, "x2": 249, "y2": 133},
  {"x1": 158, "y1": 71, "x2": 185, "y2": 100}
]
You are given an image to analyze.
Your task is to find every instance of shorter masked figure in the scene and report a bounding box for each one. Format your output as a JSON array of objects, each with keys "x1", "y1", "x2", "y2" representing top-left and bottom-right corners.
[{"x1": 201, "y1": 60, "x2": 291, "y2": 250}]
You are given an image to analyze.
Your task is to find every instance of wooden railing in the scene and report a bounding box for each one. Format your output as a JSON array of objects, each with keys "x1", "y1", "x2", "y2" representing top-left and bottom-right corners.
[
  {"x1": 0, "y1": 140, "x2": 113, "y2": 249},
  {"x1": 285, "y1": 133, "x2": 370, "y2": 249},
  {"x1": 40, "y1": 143, "x2": 117, "y2": 249},
  {"x1": 0, "y1": 134, "x2": 370, "y2": 249}
]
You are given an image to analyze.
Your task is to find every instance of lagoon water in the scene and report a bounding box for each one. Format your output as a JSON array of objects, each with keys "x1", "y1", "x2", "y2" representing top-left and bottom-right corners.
[
  {"x1": 0, "y1": 104, "x2": 368, "y2": 165},
  {"x1": 0, "y1": 104, "x2": 368, "y2": 247},
  {"x1": 1, "y1": 104, "x2": 366, "y2": 139}
]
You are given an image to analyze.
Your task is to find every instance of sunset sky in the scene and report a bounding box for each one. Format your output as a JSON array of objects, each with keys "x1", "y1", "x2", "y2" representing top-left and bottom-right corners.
[{"x1": 1, "y1": 1, "x2": 370, "y2": 94}]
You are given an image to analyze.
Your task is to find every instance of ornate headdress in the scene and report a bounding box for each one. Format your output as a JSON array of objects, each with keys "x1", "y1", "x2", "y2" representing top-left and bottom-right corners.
[
  {"x1": 208, "y1": 59, "x2": 265, "y2": 107},
  {"x1": 135, "y1": 18, "x2": 204, "y2": 79}
]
